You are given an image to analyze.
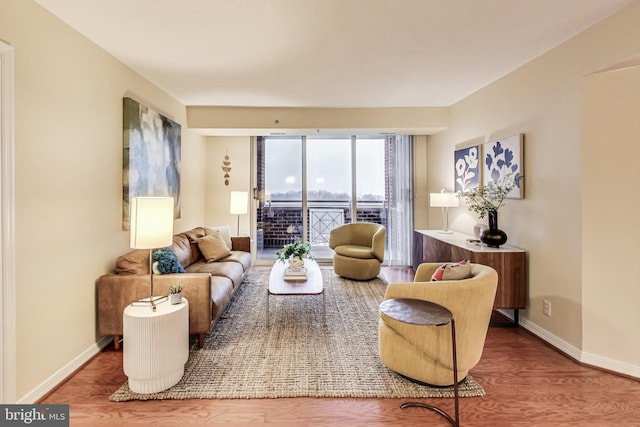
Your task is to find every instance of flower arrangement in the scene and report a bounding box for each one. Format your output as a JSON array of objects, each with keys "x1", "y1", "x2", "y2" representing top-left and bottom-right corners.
[
  {"x1": 459, "y1": 174, "x2": 518, "y2": 218},
  {"x1": 275, "y1": 240, "x2": 314, "y2": 263}
]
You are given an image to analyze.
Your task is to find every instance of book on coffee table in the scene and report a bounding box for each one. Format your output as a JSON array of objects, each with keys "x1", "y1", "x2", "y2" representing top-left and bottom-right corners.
[{"x1": 284, "y1": 267, "x2": 307, "y2": 281}]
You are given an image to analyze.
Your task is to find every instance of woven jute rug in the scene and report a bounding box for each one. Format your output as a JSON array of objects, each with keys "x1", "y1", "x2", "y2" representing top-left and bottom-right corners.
[{"x1": 110, "y1": 268, "x2": 484, "y2": 401}]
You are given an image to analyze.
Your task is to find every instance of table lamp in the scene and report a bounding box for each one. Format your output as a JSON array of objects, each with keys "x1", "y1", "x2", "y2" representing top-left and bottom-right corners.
[
  {"x1": 430, "y1": 190, "x2": 459, "y2": 233},
  {"x1": 130, "y1": 196, "x2": 175, "y2": 311},
  {"x1": 229, "y1": 191, "x2": 248, "y2": 236}
]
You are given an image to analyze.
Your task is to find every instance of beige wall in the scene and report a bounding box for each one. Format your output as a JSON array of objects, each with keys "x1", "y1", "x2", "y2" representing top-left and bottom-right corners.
[
  {"x1": 1, "y1": 0, "x2": 206, "y2": 401},
  {"x1": 426, "y1": 1, "x2": 639, "y2": 375},
  {"x1": 205, "y1": 136, "x2": 252, "y2": 235},
  {"x1": 582, "y1": 65, "x2": 640, "y2": 372}
]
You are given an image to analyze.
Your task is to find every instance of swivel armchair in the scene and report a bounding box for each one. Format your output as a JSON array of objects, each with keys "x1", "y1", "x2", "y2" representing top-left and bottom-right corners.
[
  {"x1": 329, "y1": 222, "x2": 385, "y2": 281},
  {"x1": 378, "y1": 262, "x2": 498, "y2": 386}
]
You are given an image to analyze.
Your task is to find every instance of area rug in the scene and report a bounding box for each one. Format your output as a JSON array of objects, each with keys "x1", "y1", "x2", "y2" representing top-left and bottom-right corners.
[{"x1": 110, "y1": 268, "x2": 484, "y2": 401}]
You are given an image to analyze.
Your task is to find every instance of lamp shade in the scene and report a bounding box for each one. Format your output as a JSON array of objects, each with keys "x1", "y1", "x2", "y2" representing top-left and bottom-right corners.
[
  {"x1": 130, "y1": 197, "x2": 175, "y2": 249},
  {"x1": 229, "y1": 191, "x2": 249, "y2": 215},
  {"x1": 430, "y1": 191, "x2": 459, "y2": 208}
]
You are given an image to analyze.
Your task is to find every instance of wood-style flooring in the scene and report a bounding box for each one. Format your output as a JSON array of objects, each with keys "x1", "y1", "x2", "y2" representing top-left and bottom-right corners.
[{"x1": 39, "y1": 267, "x2": 640, "y2": 426}]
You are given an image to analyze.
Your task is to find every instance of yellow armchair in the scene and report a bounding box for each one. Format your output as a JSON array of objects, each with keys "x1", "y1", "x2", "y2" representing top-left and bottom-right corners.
[
  {"x1": 378, "y1": 263, "x2": 498, "y2": 386},
  {"x1": 329, "y1": 222, "x2": 386, "y2": 280}
]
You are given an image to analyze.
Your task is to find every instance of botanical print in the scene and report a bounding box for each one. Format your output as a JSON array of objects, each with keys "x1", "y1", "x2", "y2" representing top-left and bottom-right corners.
[
  {"x1": 454, "y1": 145, "x2": 480, "y2": 193},
  {"x1": 123, "y1": 97, "x2": 181, "y2": 230},
  {"x1": 482, "y1": 134, "x2": 523, "y2": 198}
]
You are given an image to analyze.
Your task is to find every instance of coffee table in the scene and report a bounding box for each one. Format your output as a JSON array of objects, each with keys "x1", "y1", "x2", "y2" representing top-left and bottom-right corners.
[{"x1": 267, "y1": 258, "x2": 325, "y2": 327}]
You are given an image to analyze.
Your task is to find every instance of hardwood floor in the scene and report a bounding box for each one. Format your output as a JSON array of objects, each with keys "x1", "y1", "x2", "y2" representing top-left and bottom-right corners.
[{"x1": 40, "y1": 267, "x2": 640, "y2": 426}]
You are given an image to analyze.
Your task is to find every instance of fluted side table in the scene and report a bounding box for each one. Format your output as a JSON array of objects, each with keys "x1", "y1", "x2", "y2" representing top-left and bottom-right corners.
[
  {"x1": 123, "y1": 298, "x2": 189, "y2": 393},
  {"x1": 379, "y1": 298, "x2": 459, "y2": 427}
]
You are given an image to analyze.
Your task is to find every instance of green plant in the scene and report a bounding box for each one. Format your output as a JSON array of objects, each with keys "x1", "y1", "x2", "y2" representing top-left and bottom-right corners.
[
  {"x1": 275, "y1": 240, "x2": 314, "y2": 263},
  {"x1": 459, "y1": 174, "x2": 518, "y2": 218},
  {"x1": 168, "y1": 282, "x2": 183, "y2": 294}
]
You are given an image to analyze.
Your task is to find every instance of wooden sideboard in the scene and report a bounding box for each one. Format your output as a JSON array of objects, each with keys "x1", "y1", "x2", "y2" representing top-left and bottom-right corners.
[{"x1": 413, "y1": 230, "x2": 526, "y2": 324}]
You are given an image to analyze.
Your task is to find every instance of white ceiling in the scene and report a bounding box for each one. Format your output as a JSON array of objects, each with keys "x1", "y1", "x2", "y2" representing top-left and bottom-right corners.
[{"x1": 36, "y1": 0, "x2": 633, "y2": 108}]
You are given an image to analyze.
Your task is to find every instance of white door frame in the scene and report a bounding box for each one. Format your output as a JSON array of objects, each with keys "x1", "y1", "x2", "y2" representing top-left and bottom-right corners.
[{"x1": 0, "y1": 39, "x2": 17, "y2": 404}]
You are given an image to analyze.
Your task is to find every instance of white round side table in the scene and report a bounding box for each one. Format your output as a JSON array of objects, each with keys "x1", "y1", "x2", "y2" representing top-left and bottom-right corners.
[{"x1": 123, "y1": 298, "x2": 189, "y2": 393}]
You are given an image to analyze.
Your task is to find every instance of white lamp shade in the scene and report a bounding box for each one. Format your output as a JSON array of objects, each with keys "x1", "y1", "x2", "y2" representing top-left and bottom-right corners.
[
  {"x1": 430, "y1": 192, "x2": 459, "y2": 208},
  {"x1": 130, "y1": 197, "x2": 175, "y2": 249},
  {"x1": 230, "y1": 191, "x2": 249, "y2": 215}
]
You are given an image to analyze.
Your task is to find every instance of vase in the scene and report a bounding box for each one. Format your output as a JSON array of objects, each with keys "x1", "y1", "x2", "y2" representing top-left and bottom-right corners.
[
  {"x1": 288, "y1": 256, "x2": 304, "y2": 271},
  {"x1": 480, "y1": 210, "x2": 508, "y2": 248},
  {"x1": 169, "y1": 292, "x2": 182, "y2": 304}
]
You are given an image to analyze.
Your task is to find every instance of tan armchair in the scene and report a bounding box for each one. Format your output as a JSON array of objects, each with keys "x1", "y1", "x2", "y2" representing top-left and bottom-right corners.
[
  {"x1": 378, "y1": 263, "x2": 498, "y2": 386},
  {"x1": 329, "y1": 222, "x2": 386, "y2": 280}
]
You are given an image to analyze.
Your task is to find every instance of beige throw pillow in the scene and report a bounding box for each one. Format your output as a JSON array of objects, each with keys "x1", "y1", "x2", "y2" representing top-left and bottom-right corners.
[
  {"x1": 196, "y1": 233, "x2": 232, "y2": 262},
  {"x1": 204, "y1": 225, "x2": 233, "y2": 250}
]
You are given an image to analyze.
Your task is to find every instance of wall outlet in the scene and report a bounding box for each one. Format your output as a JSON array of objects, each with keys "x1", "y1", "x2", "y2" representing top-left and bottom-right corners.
[{"x1": 543, "y1": 299, "x2": 552, "y2": 317}]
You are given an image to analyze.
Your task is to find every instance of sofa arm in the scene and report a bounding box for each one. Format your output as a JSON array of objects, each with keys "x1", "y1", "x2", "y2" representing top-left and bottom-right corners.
[
  {"x1": 151, "y1": 273, "x2": 213, "y2": 336},
  {"x1": 97, "y1": 274, "x2": 151, "y2": 337},
  {"x1": 231, "y1": 236, "x2": 251, "y2": 253}
]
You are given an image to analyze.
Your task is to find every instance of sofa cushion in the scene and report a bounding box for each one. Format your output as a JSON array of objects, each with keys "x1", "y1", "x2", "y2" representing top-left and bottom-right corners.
[
  {"x1": 196, "y1": 233, "x2": 232, "y2": 262},
  {"x1": 115, "y1": 249, "x2": 149, "y2": 274},
  {"x1": 431, "y1": 259, "x2": 471, "y2": 281},
  {"x1": 333, "y1": 245, "x2": 375, "y2": 260},
  {"x1": 186, "y1": 260, "x2": 245, "y2": 288},
  {"x1": 220, "y1": 251, "x2": 253, "y2": 272},
  {"x1": 204, "y1": 225, "x2": 232, "y2": 250},
  {"x1": 152, "y1": 248, "x2": 185, "y2": 274}
]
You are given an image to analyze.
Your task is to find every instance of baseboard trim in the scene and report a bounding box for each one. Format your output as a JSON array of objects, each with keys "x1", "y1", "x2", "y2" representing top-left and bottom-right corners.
[
  {"x1": 519, "y1": 316, "x2": 639, "y2": 380},
  {"x1": 17, "y1": 336, "x2": 112, "y2": 404}
]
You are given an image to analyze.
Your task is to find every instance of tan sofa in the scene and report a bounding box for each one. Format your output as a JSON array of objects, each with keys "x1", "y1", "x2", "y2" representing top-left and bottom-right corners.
[
  {"x1": 97, "y1": 226, "x2": 252, "y2": 349},
  {"x1": 378, "y1": 263, "x2": 498, "y2": 386},
  {"x1": 329, "y1": 222, "x2": 386, "y2": 281}
]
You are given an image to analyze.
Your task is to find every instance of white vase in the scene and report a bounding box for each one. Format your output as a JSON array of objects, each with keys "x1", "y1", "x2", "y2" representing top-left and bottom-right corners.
[
  {"x1": 169, "y1": 292, "x2": 182, "y2": 304},
  {"x1": 288, "y1": 256, "x2": 304, "y2": 271}
]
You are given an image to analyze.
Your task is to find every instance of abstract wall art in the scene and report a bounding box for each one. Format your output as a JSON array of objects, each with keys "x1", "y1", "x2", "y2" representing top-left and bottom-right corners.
[{"x1": 122, "y1": 97, "x2": 181, "y2": 230}]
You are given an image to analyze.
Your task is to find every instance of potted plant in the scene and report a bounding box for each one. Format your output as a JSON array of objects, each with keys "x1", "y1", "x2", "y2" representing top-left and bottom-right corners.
[
  {"x1": 276, "y1": 240, "x2": 313, "y2": 270},
  {"x1": 459, "y1": 174, "x2": 518, "y2": 247},
  {"x1": 168, "y1": 282, "x2": 183, "y2": 304}
]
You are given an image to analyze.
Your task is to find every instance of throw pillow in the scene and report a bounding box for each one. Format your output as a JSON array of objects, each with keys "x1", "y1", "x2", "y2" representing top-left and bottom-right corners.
[
  {"x1": 204, "y1": 225, "x2": 233, "y2": 250},
  {"x1": 431, "y1": 259, "x2": 471, "y2": 281},
  {"x1": 196, "y1": 233, "x2": 232, "y2": 262},
  {"x1": 152, "y1": 248, "x2": 185, "y2": 274}
]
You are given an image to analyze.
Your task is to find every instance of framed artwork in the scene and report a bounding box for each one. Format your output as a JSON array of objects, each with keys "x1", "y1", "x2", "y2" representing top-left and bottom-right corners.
[
  {"x1": 122, "y1": 97, "x2": 181, "y2": 230},
  {"x1": 482, "y1": 134, "x2": 524, "y2": 198},
  {"x1": 454, "y1": 144, "x2": 481, "y2": 193}
]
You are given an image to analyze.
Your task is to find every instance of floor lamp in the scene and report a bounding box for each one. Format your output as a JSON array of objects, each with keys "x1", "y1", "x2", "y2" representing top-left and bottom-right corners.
[
  {"x1": 130, "y1": 196, "x2": 175, "y2": 311},
  {"x1": 229, "y1": 191, "x2": 248, "y2": 236},
  {"x1": 430, "y1": 190, "x2": 459, "y2": 233}
]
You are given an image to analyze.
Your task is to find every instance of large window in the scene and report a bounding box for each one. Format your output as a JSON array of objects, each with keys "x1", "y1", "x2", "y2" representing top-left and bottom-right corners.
[{"x1": 255, "y1": 135, "x2": 411, "y2": 265}]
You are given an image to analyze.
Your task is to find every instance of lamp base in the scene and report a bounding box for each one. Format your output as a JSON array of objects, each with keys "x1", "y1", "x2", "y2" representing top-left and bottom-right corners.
[
  {"x1": 131, "y1": 295, "x2": 168, "y2": 310},
  {"x1": 437, "y1": 230, "x2": 454, "y2": 234}
]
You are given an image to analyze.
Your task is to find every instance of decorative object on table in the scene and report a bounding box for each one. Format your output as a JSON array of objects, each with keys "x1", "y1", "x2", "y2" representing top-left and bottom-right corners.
[
  {"x1": 276, "y1": 240, "x2": 314, "y2": 264},
  {"x1": 473, "y1": 222, "x2": 488, "y2": 239},
  {"x1": 229, "y1": 190, "x2": 248, "y2": 236},
  {"x1": 430, "y1": 190, "x2": 459, "y2": 233},
  {"x1": 122, "y1": 97, "x2": 181, "y2": 230},
  {"x1": 168, "y1": 282, "x2": 183, "y2": 304},
  {"x1": 454, "y1": 144, "x2": 481, "y2": 193},
  {"x1": 483, "y1": 134, "x2": 524, "y2": 198},
  {"x1": 129, "y1": 196, "x2": 175, "y2": 311},
  {"x1": 459, "y1": 173, "x2": 517, "y2": 248},
  {"x1": 222, "y1": 151, "x2": 232, "y2": 185}
]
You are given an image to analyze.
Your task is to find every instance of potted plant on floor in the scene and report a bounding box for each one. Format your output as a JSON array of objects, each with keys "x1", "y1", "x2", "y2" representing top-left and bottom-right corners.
[
  {"x1": 276, "y1": 240, "x2": 313, "y2": 270},
  {"x1": 168, "y1": 282, "x2": 183, "y2": 304}
]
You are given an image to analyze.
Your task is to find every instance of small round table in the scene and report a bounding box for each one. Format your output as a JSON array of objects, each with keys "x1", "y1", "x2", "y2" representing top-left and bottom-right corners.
[
  {"x1": 123, "y1": 298, "x2": 189, "y2": 394},
  {"x1": 379, "y1": 298, "x2": 459, "y2": 427}
]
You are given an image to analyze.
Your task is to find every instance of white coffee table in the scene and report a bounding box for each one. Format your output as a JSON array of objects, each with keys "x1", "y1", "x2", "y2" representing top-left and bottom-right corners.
[{"x1": 267, "y1": 259, "x2": 325, "y2": 327}]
